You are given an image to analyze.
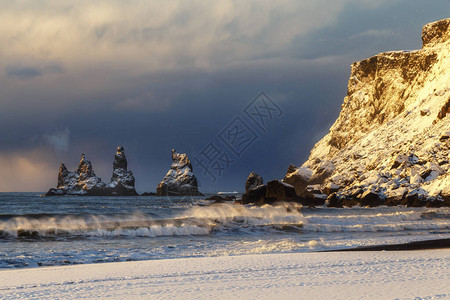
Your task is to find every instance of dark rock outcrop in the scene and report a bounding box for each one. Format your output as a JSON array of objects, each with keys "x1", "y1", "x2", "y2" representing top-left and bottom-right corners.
[
  {"x1": 359, "y1": 190, "x2": 384, "y2": 207},
  {"x1": 45, "y1": 146, "x2": 137, "y2": 196},
  {"x1": 241, "y1": 174, "x2": 334, "y2": 206},
  {"x1": 156, "y1": 149, "x2": 203, "y2": 196},
  {"x1": 426, "y1": 199, "x2": 444, "y2": 208},
  {"x1": 241, "y1": 180, "x2": 304, "y2": 205},
  {"x1": 326, "y1": 190, "x2": 384, "y2": 208},
  {"x1": 402, "y1": 190, "x2": 427, "y2": 207},
  {"x1": 245, "y1": 172, "x2": 263, "y2": 193},
  {"x1": 327, "y1": 193, "x2": 343, "y2": 208},
  {"x1": 241, "y1": 185, "x2": 267, "y2": 205},
  {"x1": 265, "y1": 180, "x2": 298, "y2": 203},
  {"x1": 326, "y1": 193, "x2": 360, "y2": 208},
  {"x1": 300, "y1": 184, "x2": 328, "y2": 206}
]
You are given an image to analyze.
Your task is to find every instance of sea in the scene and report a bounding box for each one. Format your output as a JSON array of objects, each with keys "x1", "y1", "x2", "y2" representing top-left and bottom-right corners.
[{"x1": 0, "y1": 192, "x2": 449, "y2": 269}]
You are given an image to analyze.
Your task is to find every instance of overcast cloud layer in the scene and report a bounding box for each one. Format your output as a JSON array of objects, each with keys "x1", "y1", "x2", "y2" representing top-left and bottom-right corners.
[{"x1": 1, "y1": 0, "x2": 449, "y2": 192}]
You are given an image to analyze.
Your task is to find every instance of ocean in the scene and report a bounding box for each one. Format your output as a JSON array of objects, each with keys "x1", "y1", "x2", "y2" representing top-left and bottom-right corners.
[{"x1": 0, "y1": 193, "x2": 449, "y2": 269}]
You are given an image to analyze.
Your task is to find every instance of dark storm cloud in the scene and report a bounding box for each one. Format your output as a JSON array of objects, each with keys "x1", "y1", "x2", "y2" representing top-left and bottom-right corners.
[
  {"x1": 0, "y1": 59, "x2": 351, "y2": 192},
  {"x1": 0, "y1": 0, "x2": 448, "y2": 192}
]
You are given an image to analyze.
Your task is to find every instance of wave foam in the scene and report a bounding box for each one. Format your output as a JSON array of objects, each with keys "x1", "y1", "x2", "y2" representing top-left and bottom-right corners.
[{"x1": 0, "y1": 202, "x2": 305, "y2": 239}]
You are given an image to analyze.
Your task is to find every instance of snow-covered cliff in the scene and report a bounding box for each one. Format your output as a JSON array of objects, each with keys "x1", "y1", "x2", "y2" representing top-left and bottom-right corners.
[{"x1": 284, "y1": 18, "x2": 450, "y2": 207}]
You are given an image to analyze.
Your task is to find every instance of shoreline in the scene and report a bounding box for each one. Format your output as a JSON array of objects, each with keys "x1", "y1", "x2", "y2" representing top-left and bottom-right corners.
[{"x1": 324, "y1": 238, "x2": 450, "y2": 252}]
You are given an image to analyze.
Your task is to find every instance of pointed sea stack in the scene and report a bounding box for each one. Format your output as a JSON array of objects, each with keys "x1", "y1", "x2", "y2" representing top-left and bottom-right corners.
[
  {"x1": 45, "y1": 154, "x2": 105, "y2": 196},
  {"x1": 105, "y1": 146, "x2": 138, "y2": 195},
  {"x1": 156, "y1": 149, "x2": 203, "y2": 196}
]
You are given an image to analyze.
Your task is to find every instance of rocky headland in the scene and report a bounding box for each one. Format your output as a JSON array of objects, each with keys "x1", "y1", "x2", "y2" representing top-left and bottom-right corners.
[
  {"x1": 283, "y1": 18, "x2": 450, "y2": 207},
  {"x1": 243, "y1": 18, "x2": 450, "y2": 207}
]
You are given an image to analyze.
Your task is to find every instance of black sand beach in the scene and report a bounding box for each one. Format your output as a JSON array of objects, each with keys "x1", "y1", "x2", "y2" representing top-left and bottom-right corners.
[{"x1": 327, "y1": 238, "x2": 450, "y2": 252}]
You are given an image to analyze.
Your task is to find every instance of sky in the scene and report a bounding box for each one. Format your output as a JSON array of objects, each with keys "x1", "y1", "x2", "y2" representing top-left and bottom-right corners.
[{"x1": 1, "y1": 0, "x2": 449, "y2": 193}]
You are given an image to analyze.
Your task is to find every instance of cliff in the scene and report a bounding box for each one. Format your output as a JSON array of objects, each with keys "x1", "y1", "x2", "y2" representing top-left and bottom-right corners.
[{"x1": 284, "y1": 18, "x2": 450, "y2": 207}]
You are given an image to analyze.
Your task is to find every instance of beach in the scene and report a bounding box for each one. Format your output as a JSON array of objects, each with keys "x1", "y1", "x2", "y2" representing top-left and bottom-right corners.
[{"x1": 1, "y1": 248, "x2": 448, "y2": 299}]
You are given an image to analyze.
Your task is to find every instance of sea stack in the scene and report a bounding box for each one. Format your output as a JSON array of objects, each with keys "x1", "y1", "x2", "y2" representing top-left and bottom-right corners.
[
  {"x1": 105, "y1": 146, "x2": 138, "y2": 195},
  {"x1": 45, "y1": 146, "x2": 138, "y2": 196},
  {"x1": 156, "y1": 149, "x2": 203, "y2": 196},
  {"x1": 45, "y1": 154, "x2": 105, "y2": 196},
  {"x1": 284, "y1": 18, "x2": 450, "y2": 207}
]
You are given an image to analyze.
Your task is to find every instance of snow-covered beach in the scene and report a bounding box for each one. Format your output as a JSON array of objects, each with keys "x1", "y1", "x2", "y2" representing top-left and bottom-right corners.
[{"x1": 1, "y1": 249, "x2": 448, "y2": 299}]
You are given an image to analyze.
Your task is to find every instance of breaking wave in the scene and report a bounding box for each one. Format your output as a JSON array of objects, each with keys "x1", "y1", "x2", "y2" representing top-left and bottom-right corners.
[
  {"x1": 0, "y1": 202, "x2": 305, "y2": 239},
  {"x1": 1, "y1": 204, "x2": 448, "y2": 239}
]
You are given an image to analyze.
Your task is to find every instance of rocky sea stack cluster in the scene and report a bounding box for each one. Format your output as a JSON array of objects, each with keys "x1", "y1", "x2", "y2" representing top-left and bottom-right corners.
[
  {"x1": 280, "y1": 18, "x2": 450, "y2": 208},
  {"x1": 45, "y1": 146, "x2": 137, "y2": 196},
  {"x1": 156, "y1": 149, "x2": 203, "y2": 196}
]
